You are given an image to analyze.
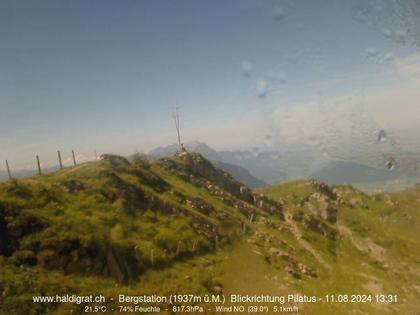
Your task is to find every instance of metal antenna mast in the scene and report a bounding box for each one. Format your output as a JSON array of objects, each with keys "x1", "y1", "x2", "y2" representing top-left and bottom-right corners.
[{"x1": 172, "y1": 106, "x2": 182, "y2": 151}]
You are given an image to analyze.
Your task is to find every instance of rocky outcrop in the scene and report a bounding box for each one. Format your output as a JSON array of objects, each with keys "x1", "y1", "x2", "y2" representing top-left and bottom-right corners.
[
  {"x1": 99, "y1": 154, "x2": 130, "y2": 166},
  {"x1": 177, "y1": 152, "x2": 247, "y2": 200},
  {"x1": 306, "y1": 179, "x2": 337, "y2": 200},
  {"x1": 160, "y1": 152, "x2": 284, "y2": 219},
  {"x1": 186, "y1": 197, "x2": 215, "y2": 215}
]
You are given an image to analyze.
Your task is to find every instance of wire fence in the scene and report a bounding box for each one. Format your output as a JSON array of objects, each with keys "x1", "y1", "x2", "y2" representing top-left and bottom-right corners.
[{"x1": 2, "y1": 149, "x2": 100, "y2": 182}]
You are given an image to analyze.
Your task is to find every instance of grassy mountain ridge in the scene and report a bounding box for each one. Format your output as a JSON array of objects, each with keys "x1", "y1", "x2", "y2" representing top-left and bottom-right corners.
[
  {"x1": 260, "y1": 180, "x2": 420, "y2": 314},
  {"x1": 0, "y1": 152, "x2": 419, "y2": 314},
  {"x1": 147, "y1": 142, "x2": 267, "y2": 188},
  {"x1": 0, "y1": 152, "x2": 282, "y2": 314}
]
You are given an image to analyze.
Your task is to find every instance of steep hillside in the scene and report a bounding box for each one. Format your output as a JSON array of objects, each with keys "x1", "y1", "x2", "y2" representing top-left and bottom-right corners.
[
  {"x1": 261, "y1": 180, "x2": 420, "y2": 314},
  {"x1": 0, "y1": 152, "x2": 282, "y2": 314},
  {"x1": 0, "y1": 153, "x2": 419, "y2": 314}
]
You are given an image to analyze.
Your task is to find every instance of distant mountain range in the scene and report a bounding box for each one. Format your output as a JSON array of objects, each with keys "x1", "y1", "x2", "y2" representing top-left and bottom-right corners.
[
  {"x1": 311, "y1": 161, "x2": 400, "y2": 184},
  {"x1": 212, "y1": 160, "x2": 266, "y2": 188},
  {"x1": 149, "y1": 141, "x2": 420, "y2": 191},
  {"x1": 148, "y1": 141, "x2": 291, "y2": 184},
  {"x1": 2, "y1": 141, "x2": 418, "y2": 191}
]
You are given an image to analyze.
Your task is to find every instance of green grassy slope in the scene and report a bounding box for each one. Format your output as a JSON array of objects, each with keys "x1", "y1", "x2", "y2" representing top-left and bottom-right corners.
[
  {"x1": 0, "y1": 153, "x2": 419, "y2": 314},
  {"x1": 0, "y1": 153, "x2": 282, "y2": 314},
  {"x1": 260, "y1": 180, "x2": 420, "y2": 314}
]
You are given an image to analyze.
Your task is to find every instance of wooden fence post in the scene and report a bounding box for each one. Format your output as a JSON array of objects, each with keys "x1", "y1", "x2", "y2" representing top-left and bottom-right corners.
[
  {"x1": 72, "y1": 150, "x2": 77, "y2": 166},
  {"x1": 36, "y1": 155, "x2": 42, "y2": 175},
  {"x1": 57, "y1": 150, "x2": 63, "y2": 169},
  {"x1": 5, "y1": 160, "x2": 12, "y2": 179}
]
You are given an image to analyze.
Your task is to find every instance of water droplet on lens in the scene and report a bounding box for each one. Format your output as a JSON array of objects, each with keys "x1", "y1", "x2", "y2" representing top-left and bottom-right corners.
[
  {"x1": 377, "y1": 130, "x2": 387, "y2": 142},
  {"x1": 250, "y1": 147, "x2": 260, "y2": 157},
  {"x1": 256, "y1": 79, "x2": 269, "y2": 98},
  {"x1": 383, "y1": 52, "x2": 394, "y2": 62},
  {"x1": 382, "y1": 28, "x2": 392, "y2": 38},
  {"x1": 272, "y1": 6, "x2": 285, "y2": 21},
  {"x1": 394, "y1": 29, "x2": 407, "y2": 45},
  {"x1": 240, "y1": 60, "x2": 252, "y2": 78},
  {"x1": 268, "y1": 71, "x2": 287, "y2": 84},
  {"x1": 263, "y1": 135, "x2": 273, "y2": 148},
  {"x1": 366, "y1": 47, "x2": 378, "y2": 57},
  {"x1": 386, "y1": 156, "x2": 396, "y2": 170}
]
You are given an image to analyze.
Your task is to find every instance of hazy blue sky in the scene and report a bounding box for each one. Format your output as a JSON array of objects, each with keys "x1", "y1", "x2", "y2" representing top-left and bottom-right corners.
[{"x1": 1, "y1": 0, "x2": 419, "y2": 169}]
